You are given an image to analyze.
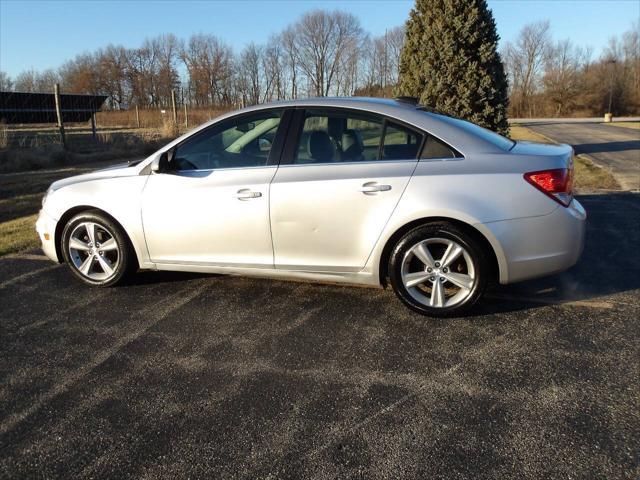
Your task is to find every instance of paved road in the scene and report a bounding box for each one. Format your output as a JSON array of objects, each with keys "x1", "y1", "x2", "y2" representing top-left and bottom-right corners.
[
  {"x1": 510, "y1": 117, "x2": 640, "y2": 124},
  {"x1": 526, "y1": 122, "x2": 640, "y2": 191},
  {"x1": 1, "y1": 193, "x2": 639, "y2": 479}
]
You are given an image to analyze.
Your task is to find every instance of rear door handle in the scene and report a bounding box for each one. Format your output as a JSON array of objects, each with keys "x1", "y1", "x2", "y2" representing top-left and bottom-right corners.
[
  {"x1": 359, "y1": 182, "x2": 392, "y2": 194},
  {"x1": 233, "y1": 189, "x2": 262, "y2": 200}
]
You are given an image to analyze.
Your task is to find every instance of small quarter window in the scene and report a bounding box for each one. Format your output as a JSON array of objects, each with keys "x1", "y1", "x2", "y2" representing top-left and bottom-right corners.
[{"x1": 420, "y1": 136, "x2": 458, "y2": 159}]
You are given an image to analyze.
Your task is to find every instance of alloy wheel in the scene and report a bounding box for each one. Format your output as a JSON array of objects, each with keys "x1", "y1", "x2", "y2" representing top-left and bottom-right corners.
[
  {"x1": 68, "y1": 222, "x2": 120, "y2": 281},
  {"x1": 400, "y1": 237, "x2": 476, "y2": 308}
]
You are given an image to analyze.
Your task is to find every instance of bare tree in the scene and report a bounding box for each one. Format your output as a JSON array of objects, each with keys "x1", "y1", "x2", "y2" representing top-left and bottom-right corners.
[
  {"x1": 503, "y1": 21, "x2": 551, "y2": 117},
  {"x1": 181, "y1": 34, "x2": 235, "y2": 106},
  {"x1": 0, "y1": 71, "x2": 13, "y2": 91},
  {"x1": 542, "y1": 39, "x2": 581, "y2": 115},
  {"x1": 238, "y1": 43, "x2": 263, "y2": 105},
  {"x1": 291, "y1": 10, "x2": 364, "y2": 97}
]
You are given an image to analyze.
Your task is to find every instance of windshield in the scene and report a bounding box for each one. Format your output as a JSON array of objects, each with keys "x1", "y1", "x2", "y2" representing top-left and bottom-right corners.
[{"x1": 427, "y1": 112, "x2": 516, "y2": 151}]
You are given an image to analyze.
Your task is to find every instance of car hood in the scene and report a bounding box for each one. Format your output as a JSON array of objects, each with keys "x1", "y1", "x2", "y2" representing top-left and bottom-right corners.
[{"x1": 50, "y1": 162, "x2": 141, "y2": 191}]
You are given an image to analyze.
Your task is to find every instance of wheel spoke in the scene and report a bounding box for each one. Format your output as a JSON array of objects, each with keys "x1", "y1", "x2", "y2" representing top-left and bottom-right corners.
[
  {"x1": 69, "y1": 237, "x2": 91, "y2": 251},
  {"x1": 403, "y1": 271, "x2": 432, "y2": 288},
  {"x1": 96, "y1": 255, "x2": 114, "y2": 276},
  {"x1": 442, "y1": 271, "x2": 473, "y2": 290},
  {"x1": 79, "y1": 255, "x2": 93, "y2": 275},
  {"x1": 440, "y1": 242, "x2": 463, "y2": 268},
  {"x1": 84, "y1": 222, "x2": 96, "y2": 245},
  {"x1": 412, "y1": 242, "x2": 435, "y2": 268},
  {"x1": 430, "y1": 279, "x2": 446, "y2": 307},
  {"x1": 99, "y1": 238, "x2": 117, "y2": 251}
]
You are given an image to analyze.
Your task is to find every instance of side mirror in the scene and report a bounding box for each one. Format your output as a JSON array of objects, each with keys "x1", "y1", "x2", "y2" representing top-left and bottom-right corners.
[{"x1": 151, "y1": 151, "x2": 170, "y2": 173}]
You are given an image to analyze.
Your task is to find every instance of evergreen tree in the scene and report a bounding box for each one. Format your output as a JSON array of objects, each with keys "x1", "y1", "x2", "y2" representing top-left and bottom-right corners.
[{"x1": 397, "y1": 0, "x2": 510, "y2": 134}]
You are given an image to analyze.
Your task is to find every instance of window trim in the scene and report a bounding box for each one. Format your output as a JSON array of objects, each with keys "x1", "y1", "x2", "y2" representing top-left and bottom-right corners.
[
  {"x1": 279, "y1": 106, "x2": 430, "y2": 166},
  {"x1": 164, "y1": 107, "x2": 293, "y2": 173}
]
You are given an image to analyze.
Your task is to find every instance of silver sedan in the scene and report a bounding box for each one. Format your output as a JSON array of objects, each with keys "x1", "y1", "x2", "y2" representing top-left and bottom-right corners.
[{"x1": 36, "y1": 97, "x2": 586, "y2": 316}]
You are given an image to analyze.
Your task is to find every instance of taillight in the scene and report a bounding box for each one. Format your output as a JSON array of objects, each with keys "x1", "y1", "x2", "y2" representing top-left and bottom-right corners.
[{"x1": 524, "y1": 168, "x2": 573, "y2": 206}]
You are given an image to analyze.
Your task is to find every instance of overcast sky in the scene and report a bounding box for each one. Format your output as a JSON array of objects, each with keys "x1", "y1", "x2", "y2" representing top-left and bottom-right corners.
[{"x1": 1, "y1": 0, "x2": 638, "y2": 78}]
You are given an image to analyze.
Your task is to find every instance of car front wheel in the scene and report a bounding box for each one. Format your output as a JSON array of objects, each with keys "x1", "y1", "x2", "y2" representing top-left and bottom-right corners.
[
  {"x1": 61, "y1": 210, "x2": 134, "y2": 287},
  {"x1": 389, "y1": 223, "x2": 488, "y2": 317}
]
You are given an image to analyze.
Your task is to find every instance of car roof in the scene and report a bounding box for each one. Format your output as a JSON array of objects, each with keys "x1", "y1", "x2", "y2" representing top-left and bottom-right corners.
[{"x1": 159, "y1": 97, "x2": 509, "y2": 157}]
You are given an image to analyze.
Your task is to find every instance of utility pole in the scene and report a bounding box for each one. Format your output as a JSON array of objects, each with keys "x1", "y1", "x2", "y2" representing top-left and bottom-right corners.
[
  {"x1": 607, "y1": 58, "x2": 617, "y2": 114},
  {"x1": 135, "y1": 105, "x2": 140, "y2": 128},
  {"x1": 184, "y1": 103, "x2": 188, "y2": 129},
  {"x1": 171, "y1": 89, "x2": 178, "y2": 126},
  {"x1": 53, "y1": 83, "x2": 66, "y2": 148},
  {"x1": 90, "y1": 110, "x2": 97, "y2": 140}
]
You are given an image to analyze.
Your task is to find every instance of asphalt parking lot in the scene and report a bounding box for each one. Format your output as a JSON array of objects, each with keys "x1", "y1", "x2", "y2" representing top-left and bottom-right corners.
[{"x1": 1, "y1": 192, "x2": 639, "y2": 479}]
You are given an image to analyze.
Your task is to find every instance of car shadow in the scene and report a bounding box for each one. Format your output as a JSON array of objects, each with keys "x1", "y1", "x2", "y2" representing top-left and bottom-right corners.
[
  {"x1": 477, "y1": 192, "x2": 640, "y2": 314},
  {"x1": 573, "y1": 140, "x2": 640, "y2": 155},
  {"x1": 106, "y1": 192, "x2": 640, "y2": 315}
]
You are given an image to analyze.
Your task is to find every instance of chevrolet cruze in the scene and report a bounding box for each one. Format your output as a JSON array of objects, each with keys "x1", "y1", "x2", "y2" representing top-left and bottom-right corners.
[{"x1": 36, "y1": 97, "x2": 586, "y2": 316}]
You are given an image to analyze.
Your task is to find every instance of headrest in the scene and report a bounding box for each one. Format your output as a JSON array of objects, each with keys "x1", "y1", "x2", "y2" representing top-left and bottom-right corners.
[
  {"x1": 308, "y1": 131, "x2": 335, "y2": 162},
  {"x1": 328, "y1": 117, "x2": 346, "y2": 139}
]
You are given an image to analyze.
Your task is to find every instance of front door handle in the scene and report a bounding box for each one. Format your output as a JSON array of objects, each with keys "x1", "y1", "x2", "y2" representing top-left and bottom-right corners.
[
  {"x1": 233, "y1": 189, "x2": 262, "y2": 200},
  {"x1": 359, "y1": 182, "x2": 392, "y2": 194}
]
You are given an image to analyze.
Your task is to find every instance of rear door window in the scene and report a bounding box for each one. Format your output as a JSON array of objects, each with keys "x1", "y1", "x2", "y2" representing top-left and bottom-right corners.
[
  {"x1": 293, "y1": 110, "x2": 384, "y2": 164},
  {"x1": 382, "y1": 122, "x2": 423, "y2": 160}
]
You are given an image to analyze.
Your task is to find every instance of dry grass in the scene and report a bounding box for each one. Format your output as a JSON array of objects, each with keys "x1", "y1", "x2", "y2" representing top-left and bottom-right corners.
[
  {"x1": 96, "y1": 107, "x2": 228, "y2": 129},
  {"x1": 508, "y1": 125, "x2": 620, "y2": 191},
  {"x1": 0, "y1": 129, "x2": 169, "y2": 173},
  {"x1": 508, "y1": 125, "x2": 551, "y2": 143},
  {"x1": 0, "y1": 214, "x2": 39, "y2": 257},
  {"x1": 0, "y1": 122, "x2": 7, "y2": 149},
  {"x1": 573, "y1": 155, "x2": 621, "y2": 190}
]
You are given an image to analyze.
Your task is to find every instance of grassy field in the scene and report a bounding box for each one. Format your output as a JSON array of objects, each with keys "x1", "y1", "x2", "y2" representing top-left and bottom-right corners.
[
  {"x1": 509, "y1": 125, "x2": 621, "y2": 191},
  {"x1": 0, "y1": 161, "x2": 124, "y2": 256}
]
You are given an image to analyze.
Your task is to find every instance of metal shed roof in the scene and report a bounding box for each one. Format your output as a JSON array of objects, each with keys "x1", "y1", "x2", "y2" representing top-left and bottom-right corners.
[{"x1": 0, "y1": 91, "x2": 107, "y2": 124}]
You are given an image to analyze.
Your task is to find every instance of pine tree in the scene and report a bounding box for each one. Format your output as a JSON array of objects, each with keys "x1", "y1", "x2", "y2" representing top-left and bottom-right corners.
[{"x1": 396, "y1": 0, "x2": 509, "y2": 134}]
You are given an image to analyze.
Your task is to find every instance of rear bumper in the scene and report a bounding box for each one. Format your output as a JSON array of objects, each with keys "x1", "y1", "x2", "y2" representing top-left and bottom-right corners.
[
  {"x1": 482, "y1": 199, "x2": 586, "y2": 284},
  {"x1": 35, "y1": 209, "x2": 60, "y2": 263}
]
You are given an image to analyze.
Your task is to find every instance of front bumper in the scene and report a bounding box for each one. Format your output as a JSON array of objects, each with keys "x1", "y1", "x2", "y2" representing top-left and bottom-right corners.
[
  {"x1": 35, "y1": 209, "x2": 60, "y2": 263},
  {"x1": 483, "y1": 199, "x2": 587, "y2": 284}
]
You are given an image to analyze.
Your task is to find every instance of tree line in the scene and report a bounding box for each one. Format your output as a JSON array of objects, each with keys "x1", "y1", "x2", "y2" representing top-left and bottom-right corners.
[
  {"x1": 503, "y1": 20, "x2": 639, "y2": 117},
  {"x1": 0, "y1": 8, "x2": 637, "y2": 119},
  {"x1": 0, "y1": 10, "x2": 403, "y2": 111}
]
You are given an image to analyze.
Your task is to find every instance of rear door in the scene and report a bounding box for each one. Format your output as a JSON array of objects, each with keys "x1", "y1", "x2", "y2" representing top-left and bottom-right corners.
[{"x1": 269, "y1": 108, "x2": 423, "y2": 272}]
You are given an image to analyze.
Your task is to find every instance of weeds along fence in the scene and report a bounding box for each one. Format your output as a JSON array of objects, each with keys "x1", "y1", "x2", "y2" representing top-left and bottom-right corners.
[
  {"x1": 0, "y1": 106, "x2": 230, "y2": 172},
  {"x1": 95, "y1": 107, "x2": 229, "y2": 130}
]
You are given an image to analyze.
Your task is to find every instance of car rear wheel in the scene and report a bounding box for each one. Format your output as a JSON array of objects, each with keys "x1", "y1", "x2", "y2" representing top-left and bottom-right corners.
[
  {"x1": 389, "y1": 223, "x2": 488, "y2": 317},
  {"x1": 61, "y1": 211, "x2": 134, "y2": 287}
]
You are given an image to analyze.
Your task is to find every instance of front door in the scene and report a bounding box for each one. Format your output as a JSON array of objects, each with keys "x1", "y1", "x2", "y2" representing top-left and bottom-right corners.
[
  {"x1": 269, "y1": 108, "x2": 423, "y2": 272},
  {"x1": 142, "y1": 108, "x2": 288, "y2": 267}
]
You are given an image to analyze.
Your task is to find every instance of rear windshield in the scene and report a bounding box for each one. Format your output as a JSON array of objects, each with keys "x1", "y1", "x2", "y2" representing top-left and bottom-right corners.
[{"x1": 428, "y1": 112, "x2": 515, "y2": 151}]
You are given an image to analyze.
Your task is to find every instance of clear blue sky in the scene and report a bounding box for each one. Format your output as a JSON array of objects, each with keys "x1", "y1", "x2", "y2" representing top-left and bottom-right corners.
[{"x1": 1, "y1": 0, "x2": 638, "y2": 78}]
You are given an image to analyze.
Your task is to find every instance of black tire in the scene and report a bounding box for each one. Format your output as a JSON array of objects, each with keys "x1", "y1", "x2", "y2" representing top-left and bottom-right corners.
[
  {"x1": 61, "y1": 210, "x2": 136, "y2": 287},
  {"x1": 388, "y1": 222, "x2": 489, "y2": 317}
]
